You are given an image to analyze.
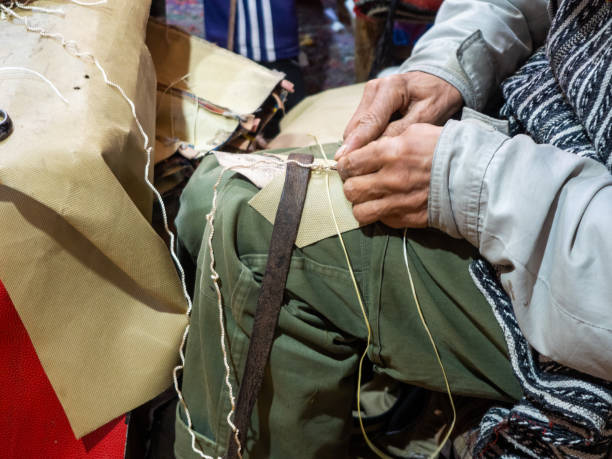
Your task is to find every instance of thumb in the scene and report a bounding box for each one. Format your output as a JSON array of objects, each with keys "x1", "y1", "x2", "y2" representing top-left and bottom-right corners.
[
  {"x1": 381, "y1": 116, "x2": 414, "y2": 138},
  {"x1": 381, "y1": 101, "x2": 436, "y2": 137},
  {"x1": 339, "y1": 112, "x2": 386, "y2": 158}
]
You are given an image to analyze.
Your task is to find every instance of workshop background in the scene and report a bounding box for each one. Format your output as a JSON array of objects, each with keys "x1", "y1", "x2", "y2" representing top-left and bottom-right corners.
[{"x1": 160, "y1": 0, "x2": 434, "y2": 94}]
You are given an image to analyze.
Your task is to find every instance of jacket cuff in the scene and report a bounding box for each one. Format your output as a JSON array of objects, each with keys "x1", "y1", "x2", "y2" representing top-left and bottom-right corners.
[
  {"x1": 399, "y1": 44, "x2": 475, "y2": 109},
  {"x1": 428, "y1": 119, "x2": 508, "y2": 248},
  {"x1": 400, "y1": 31, "x2": 496, "y2": 111}
]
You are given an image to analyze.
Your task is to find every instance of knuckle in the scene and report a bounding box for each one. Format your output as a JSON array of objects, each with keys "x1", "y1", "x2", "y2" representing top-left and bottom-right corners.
[
  {"x1": 383, "y1": 138, "x2": 402, "y2": 161},
  {"x1": 343, "y1": 180, "x2": 357, "y2": 201},
  {"x1": 386, "y1": 120, "x2": 409, "y2": 137},
  {"x1": 358, "y1": 111, "x2": 381, "y2": 128},
  {"x1": 337, "y1": 156, "x2": 353, "y2": 178},
  {"x1": 365, "y1": 78, "x2": 380, "y2": 91},
  {"x1": 388, "y1": 74, "x2": 403, "y2": 86},
  {"x1": 352, "y1": 205, "x2": 365, "y2": 223},
  {"x1": 342, "y1": 154, "x2": 353, "y2": 173},
  {"x1": 381, "y1": 199, "x2": 394, "y2": 216},
  {"x1": 404, "y1": 123, "x2": 419, "y2": 136}
]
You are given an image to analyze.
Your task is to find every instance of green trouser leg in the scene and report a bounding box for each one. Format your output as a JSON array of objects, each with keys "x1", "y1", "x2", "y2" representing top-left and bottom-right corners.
[{"x1": 173, "y1": 154, "x2": 522, "y2": 459}]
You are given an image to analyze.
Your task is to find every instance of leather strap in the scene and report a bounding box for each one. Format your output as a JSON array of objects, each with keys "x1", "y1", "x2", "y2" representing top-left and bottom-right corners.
[{"x1": 225, "y1": 153, "x2": 314, "y2": 459}]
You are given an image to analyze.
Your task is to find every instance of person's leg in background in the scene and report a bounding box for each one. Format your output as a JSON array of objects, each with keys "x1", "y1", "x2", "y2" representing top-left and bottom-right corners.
[
  {"x1": 203, "y1": 0, "x2": 304, "y2": 136},
  {"x1": 173, "y1": 151, "x2": 521, "y2": 458}
]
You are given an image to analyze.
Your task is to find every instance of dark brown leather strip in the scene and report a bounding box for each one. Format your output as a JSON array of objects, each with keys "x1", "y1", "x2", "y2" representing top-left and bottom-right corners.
[{"x1": 225, "y1": 153, "x2": 314, "y2": 459}]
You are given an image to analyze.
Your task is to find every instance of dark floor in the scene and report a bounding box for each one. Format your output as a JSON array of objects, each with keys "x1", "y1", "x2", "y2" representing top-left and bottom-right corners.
[{"x1": 165, "y1": 0, "x2": 357, "y2": 94}]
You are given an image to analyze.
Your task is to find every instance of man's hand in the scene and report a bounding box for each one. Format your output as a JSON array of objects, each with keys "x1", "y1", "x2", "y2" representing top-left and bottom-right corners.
[
  {"x1": 337, "y1": 123, "x2": 442, "y2": 228},
  {"x1": 336, "y1": 72, "x2": 461, "y2": 160}
]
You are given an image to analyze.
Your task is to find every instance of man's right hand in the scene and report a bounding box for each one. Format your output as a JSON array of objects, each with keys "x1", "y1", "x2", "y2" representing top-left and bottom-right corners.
[{"x1": 336, "y1": 71, "x2": 462, "y2": 160}]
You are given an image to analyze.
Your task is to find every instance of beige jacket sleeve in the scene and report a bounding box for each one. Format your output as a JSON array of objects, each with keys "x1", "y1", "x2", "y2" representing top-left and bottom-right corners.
[
  {"x1": 429, "y1": 119, "x2": 612, "y2": 381},
  {"x1": 399, "y1": 0, "x2": 551, "y2": 110}
]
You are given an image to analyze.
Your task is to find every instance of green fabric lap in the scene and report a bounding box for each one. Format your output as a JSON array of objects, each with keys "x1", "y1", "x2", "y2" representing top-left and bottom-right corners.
[
  {"x1": 174, "y1": 152, "x2": 521, "y2": 459},
  {"x1": 376, "y1": 229, "x2": 521, "y2": 400}
]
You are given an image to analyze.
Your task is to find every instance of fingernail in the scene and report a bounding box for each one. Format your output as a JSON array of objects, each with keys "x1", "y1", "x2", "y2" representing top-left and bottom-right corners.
[{"x1": 335, "y1": 145, "x2": 347, "y2": 160}]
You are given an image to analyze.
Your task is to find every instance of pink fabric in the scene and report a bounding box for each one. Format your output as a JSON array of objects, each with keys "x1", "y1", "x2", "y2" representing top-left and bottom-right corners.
[{"x1": 401, "y1": 0, "x2": 443, "y2": 11}]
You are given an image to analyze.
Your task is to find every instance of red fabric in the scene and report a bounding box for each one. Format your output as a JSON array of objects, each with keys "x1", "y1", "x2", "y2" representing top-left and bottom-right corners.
[
  {"x1": 400, "y1": 0, "x2": 443, "y2": 11},
  {"x1": 0, "y1": 281, "x2": 127, "y2": 459}
]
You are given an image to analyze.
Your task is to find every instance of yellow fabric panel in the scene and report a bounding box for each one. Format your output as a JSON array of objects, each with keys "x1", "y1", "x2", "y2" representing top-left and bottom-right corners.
[
  {"x1": 147, "y1": 20, "x2": 285, "y2": 158},
  {"x1": 0, "y1": 1, "x2": 186, "y2": 437},
  {"x1": 269, "y1": 83, "x2": 366, "y2": 149},
  {"x1": 154, "y1": 88, "x2": 238, "y2": 157},
  {"x1": 249, "y1": 169, "x2": 362, "y2": 248},
  {"x1": 147, "y1": 20, "x2": 284, "y2": 116}
]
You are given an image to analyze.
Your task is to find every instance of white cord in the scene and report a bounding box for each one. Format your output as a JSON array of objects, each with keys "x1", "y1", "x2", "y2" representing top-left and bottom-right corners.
[
  {"x1": 0, "y1": 5, "x2": 218, "y2": 458},
  {"x1": 2, "y1": 5, "x2": 335, "y2": 457},
  {"x1": 15, "y1": 2, "x2": 65, "y2": 15},
  {"x1": 204, "y1": 158, "x2": 336, "y2": 458},
  {"x1": 68, "y1": 0, "x2": 107, "y2": 5},
  {"x1": 0, "y1": 66, "x2": 69, "y2": 103}
]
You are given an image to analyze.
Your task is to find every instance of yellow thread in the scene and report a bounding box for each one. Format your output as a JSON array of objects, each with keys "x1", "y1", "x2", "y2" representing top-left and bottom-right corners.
[
  {"x1": 402, "y1": 228, "x2": 456, "y2": 459},
  {"x1": 314, "y1": 138, "x2": 391, "y2": 459},
  {"x1": 314, "y1": 136, "x2": 456, "y2": 458}
]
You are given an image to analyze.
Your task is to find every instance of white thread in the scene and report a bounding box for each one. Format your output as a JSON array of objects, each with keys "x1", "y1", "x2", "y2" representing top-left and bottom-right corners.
[
  {"x1": 312, "y1": 140, "x2": 455, "y2": 458},
  {"x1": 156, "y1": 73, "x2": 191, "y2": 142},
  {"x1": 157, "y1": 73, "x2": 191, "y2": 111},
  {"x1": 68, "y1": 0, "x2": 107, "y2": 5},
  {"x1": 206, "y1": 167, "x2": 243, "y2": 458},
  {"x1": 314, "y1": 139, "x2": 391, "y2": 459},
  {"x1": 0, "y1": 66, "x2": 69, "y2": 104},
  {"x1": 15, "y1": 2, "x2": 65, "y2": 15},
  {"x1": 1, "y1": 6, "x2": 216, "y2": 458},
  {"x1": 205, "y1": 158, "x2": 335, "y2": 457},
  {"x1": 4, "y1": 6, "x2": 336, "y2": 457}
]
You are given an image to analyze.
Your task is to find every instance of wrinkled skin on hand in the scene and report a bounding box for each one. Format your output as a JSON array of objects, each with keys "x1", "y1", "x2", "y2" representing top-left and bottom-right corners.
[
  {"x1": 336, "y1": 71, "x2": 462, "y2": 160},
  {"x1": 334, "y1": 71, "x2": 460, "y2": 227},
  {"x1": 337, "y1": 123, "x2": 443, "y2": 228}
]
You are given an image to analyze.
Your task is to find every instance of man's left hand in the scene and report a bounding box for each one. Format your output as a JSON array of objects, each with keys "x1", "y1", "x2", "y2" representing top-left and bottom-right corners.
[{"x1": 336, "y1": 123, "x2": 442, "y2": 228}]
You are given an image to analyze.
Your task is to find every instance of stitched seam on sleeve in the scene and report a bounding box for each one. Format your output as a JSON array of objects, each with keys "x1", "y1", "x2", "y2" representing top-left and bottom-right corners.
[
  {"x1": 476, "y1": 137, "x2": 512, "y2": 248},
  {"x1": 481, "y1": 230, "x2": 612, "y2": 333},
  {"x1": 401, "y1": 63, "x2": 475, "y2": 108}
]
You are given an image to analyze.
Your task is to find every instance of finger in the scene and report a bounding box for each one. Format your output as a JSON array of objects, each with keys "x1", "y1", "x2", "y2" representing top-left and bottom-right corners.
[
  {"x1": 339, "y1": 84, "x2": 404, "y2": 157},
  {"x1": 342, "y1": 81, "x2": 378, "y2": 142},
  {"x1": 336, "y1": 142, "x2": 385, "y2": 180},
  {"x1": 342, "y1": 101, "x2": 394, "y2": 155},
  {"x1": 381, "y1": 208, "x2": 428, "y2": 229},
  {"x1": 343, "y1": 174, "x2": 387, "y2": 204},
  {"x1": 352, "y1": 194, "x2": 428, "y2": 227},
  {"x1": 381, "y1": 117, "x2": 413, "y2": 138},
  {"x1": 381, "y1": 108, "x2": 428, "y2": 137},
  {"x1": 381, "y1": 99, "x2": 439, "y2": 137},
  {"x1": 351, "y1": 198, "x2": 390, "y2": 226}
]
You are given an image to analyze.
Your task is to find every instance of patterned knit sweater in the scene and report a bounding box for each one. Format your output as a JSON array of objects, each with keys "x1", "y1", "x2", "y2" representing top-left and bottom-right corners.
[
  {"x1": 472, "y1": 0, "x2": 612, "y2": 457},
  {"x1": 500, "y1": 0, "x2": 612, "y2": 170}
]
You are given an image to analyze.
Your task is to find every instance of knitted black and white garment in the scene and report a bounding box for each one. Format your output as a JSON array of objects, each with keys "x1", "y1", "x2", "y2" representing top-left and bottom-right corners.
[
  {"x1": 500, "y1": 0, "x2": 612, "y2": 171},
  {"x1": 471, "y1": 0, "x2": 612, "y2": 457},
  {"x1": 471, "y1": 261, "x2": 612, "y2": 458}
]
